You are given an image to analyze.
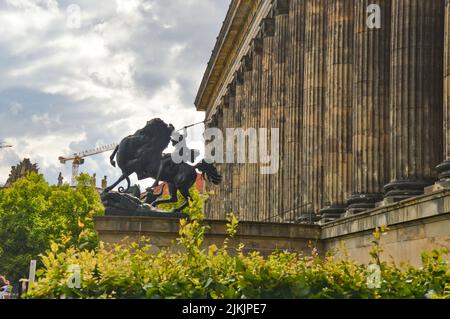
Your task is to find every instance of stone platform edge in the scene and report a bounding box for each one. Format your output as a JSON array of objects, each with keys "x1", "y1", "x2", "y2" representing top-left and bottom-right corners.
[
  {"x1": 94, "y1": 216, "x2": 322, "y2": 240},
  {"x1": 321, "y1": 188, "x2": 450, "y2": 240}
]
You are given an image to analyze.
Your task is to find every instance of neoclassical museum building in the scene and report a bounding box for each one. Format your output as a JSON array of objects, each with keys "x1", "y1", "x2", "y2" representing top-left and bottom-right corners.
[
  {"x1": 194, "y1": 0, "x2": 450, "y2": 225},
  {"x1": 94, "y1": 0, "x2": 450, "y2": 267}
]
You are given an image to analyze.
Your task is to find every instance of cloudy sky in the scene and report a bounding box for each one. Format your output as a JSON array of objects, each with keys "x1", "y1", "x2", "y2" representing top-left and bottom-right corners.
[{"x1": 0, "y1": 0, "x2": 229, "y2": 189}]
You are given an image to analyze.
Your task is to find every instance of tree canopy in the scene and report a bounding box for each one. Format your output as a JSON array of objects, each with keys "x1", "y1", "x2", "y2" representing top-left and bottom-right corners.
[{"x1": 0, "y1": 173, "x2": 104, "y2": 282}]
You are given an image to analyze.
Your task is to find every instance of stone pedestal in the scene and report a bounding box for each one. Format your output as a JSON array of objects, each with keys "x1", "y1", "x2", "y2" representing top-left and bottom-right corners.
[
  {"x1": 105, "y1": 208, "x2": 188, "y2": 219},
  {"x1": 319, "y1": 205, "x2": 347, "y2": 223},
  {"x1": 297, "y1": 212, "x2": 321, "y2": 225},
  {"x1": 346, "y1": 193, "x2": 384, "y2": 215},
  {"x1": 384, "y1": 179, "x2": 435, "y2": 202}
]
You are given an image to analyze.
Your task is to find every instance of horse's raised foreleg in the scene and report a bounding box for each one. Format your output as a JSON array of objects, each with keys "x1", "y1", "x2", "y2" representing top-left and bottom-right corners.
[
  {"x1": 172, "y1": 186, "x2": 191, "y2": 213},
  {"x1": 103, "y1": 174, "x2": 129, "y2": 193},
  {"x1": 151, "y1": 183, "x2": 177, "y2": 207}
]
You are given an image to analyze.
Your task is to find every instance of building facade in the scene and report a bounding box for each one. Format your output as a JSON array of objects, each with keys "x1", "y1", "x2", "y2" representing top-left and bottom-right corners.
[{"x1": 195, "y1": 0, "x2": 450, "y2": 223}]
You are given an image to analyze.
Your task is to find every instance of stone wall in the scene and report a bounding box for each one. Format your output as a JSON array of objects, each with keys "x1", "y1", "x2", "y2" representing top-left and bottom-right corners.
[
  {"x1": 96, "y1": 189, "x2": 450, "y2": 266},
  {"x1": 95, "y1": 215, "x2": 321, "y2": 256}
]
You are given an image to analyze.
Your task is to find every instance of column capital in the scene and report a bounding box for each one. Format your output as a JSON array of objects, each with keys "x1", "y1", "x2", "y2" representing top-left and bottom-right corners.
[
  {"x1": 222, "y1": 94, "x2": 230, "y2": 109},
  {"x1": 261, "y1": 17, "x2": 275, "y2": 37},
  {"x1": 241, "y1": 54, "x2": 253, "y2": 72},
  {"x1": 217, "y1": 104, "x2": 223, "y2": 117},
  {"x1": 227, "y1": 80, "x2": 236, "y2": 97},
  {"x1": 235, "y1": 69, "x2": 244, "y2": 85},
  {"x1": 274, "y1": 0, "x2": 289, "y2": 16},
  {"x1": 251, "y1": 37, "x2": 263, "y2": 55}
]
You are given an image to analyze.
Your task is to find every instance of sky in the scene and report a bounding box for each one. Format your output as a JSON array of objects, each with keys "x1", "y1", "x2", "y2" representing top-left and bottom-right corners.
[{"x1": 0, "y1": 0, "x2": 229, "y2": 189}]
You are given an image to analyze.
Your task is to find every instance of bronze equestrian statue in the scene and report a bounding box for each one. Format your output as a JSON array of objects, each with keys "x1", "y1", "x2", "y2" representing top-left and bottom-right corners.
[{"x1": 103, "y1": 118, "x2": 221, "y2": 212}]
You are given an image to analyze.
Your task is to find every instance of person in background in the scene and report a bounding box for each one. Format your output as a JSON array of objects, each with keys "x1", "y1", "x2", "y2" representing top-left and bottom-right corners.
[{"x1": 0, "y1": 276, "x2": 12, "y2": 299}]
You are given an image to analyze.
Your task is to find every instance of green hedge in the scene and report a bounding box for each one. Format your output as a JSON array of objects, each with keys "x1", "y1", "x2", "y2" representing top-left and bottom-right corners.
[{"x1": 25, "y1": 216, "x2": 450, "y2": 299}]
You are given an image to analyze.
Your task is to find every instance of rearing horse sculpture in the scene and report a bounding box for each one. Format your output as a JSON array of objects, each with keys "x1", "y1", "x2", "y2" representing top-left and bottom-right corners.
[{"x1": 103, "y1": 118, "x2": 222, "y2": 212}]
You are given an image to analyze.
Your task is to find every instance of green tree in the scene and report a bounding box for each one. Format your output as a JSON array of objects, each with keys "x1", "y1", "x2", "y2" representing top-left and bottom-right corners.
[{"x1": 0, "y1": 173, "x2": 104, "y2": 282}]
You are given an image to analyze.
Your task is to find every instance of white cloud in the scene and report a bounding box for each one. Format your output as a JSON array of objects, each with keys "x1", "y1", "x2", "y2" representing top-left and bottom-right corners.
[
  {"x1": 115, "y1": 0, "x2": 140, "y2": 15},
  {"x1": 9, "y1": 101, "x2": 23, "y2": 114},
  {"x1": 31, "y1": 112, "x2": 62, "y2": 127},
  {"x1": 0, "y1": 0, "x2": 228, "y2": 187}
]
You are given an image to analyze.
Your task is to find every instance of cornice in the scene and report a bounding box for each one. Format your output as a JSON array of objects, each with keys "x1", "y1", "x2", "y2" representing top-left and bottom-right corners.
[{"x1": 195, "y1": 0, "x2": 272, "y2": 117}]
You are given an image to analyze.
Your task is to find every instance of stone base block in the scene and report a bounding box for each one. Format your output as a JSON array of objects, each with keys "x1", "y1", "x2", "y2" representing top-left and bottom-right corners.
[
  {"x1": 424, "y1": 180, "x2": 450, "y2": 195},
  {"x1": 345, "y1": 193, "x2": 384, "y2": 215},
  {"x1": 376, "y1": 196, "x2": 405, "y2": 208},
  {"x1": 436, "y1": 159, "x2": 450, "y2": 180},
  {"x1": 296, "y1": 213, "x2": 322, "y2": 225},
  {"x1": 319, "y1": 204, "x2": 346, "y2": 223},
  {"x1": 383, "y1": 179, "x2": 433, "y2": 202}
]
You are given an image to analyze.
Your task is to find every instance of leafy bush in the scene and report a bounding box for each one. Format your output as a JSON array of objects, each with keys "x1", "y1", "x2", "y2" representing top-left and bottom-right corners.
[
  {"x1": 158, "y1": 185, "x2": 208, "y2": 220},
  {"x1": 0, "y1": 173, "x2": 104, "y2": 282},
  {"x1": 25, "y1": 215, "x2": 450, "y2": 299}
]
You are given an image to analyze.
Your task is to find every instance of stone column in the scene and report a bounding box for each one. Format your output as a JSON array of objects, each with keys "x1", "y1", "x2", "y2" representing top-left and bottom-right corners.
[
  {"x1": 384, "y1": 0, "x2": 444, "y2": 201},
  {"x1": 320, "y1": 0, "x2": 354, "y2": 221},
  {"x1": 436, "y1": 1, "x2": 450, "y2": 182},
  {"x1": 261, "y1": 17, "x2": 275, "y2": 222},
  {"x1": 226, "y1": 79, "x2": 238, "y2": 217},
  {"x1": 234, "y1": 70, "x2": 244, "y2": 217},
  {"x1": 303, "y1": 0, "x2": 327, "y2": 216},
  {"x1": 272, "y1": 0, "x2": 289, "y2": 222},
  {"x1": 242, "y1": 55, "x2": 253, "y2": 220},
  {"x1": 251, "y1": 37, "x2": 263, "y2": 221},
  {"x1": 216, "y1": 104, "x2": 224, "y2": 217},
  {"x1": 205, "y1": 111, "x2": 219, "y2": 219},
  {"x1": 219, "y1": 94, "x2": 231, "y2": 219},
  {"x1": 287, "y1": 0, "x2": 306, "y2": 222},
  {"x1": 204, "y1": 114, "x2": 213, "y2": 218},
  {"x1": 222, "y1": 89, "x2": 236, "y2": 219},
  {"x1": 346, "y1": 0, "x2": 391, "y2": 214}
]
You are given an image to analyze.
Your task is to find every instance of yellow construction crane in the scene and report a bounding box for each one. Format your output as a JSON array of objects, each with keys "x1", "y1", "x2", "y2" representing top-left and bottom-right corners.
[{"x1": 58, "y1": 143, "x2": 118, "y2": 186}]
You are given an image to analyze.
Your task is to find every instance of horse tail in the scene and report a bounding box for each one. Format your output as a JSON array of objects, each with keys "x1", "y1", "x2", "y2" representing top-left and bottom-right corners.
[
  {"x1": 110, "y1": 145, "x2": 119, "y2": 167},
  {"x1": 118, "y1": 176, "x2": 131, "y2": 193},
  {"x1": 195, "y1": 160, "x2": 222, "y2": 185}
]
